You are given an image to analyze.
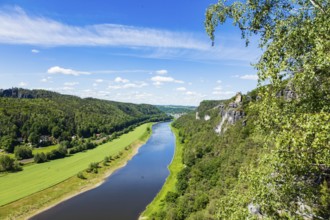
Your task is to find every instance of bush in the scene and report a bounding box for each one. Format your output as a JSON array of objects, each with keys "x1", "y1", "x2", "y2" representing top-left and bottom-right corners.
[
  {"x1": 87, "y1": 162, "x2": 99, "y2": 173},
  {"x1": 14, "y1": 146, "x2": 33, "y2": 160},
  {"x1": 34, "y1": 152, "x2": 47, "y2": 163},
  {"x1": 103, "y1": 156, "x2": 110, "y2": 166},
  {"x1": 46, "y1": 146, "x2": 67, "y2": 160},
  {"x1": 165, "y1": 191, "x2": 179, "y2": 203},
  {"x1": 60, "y1": 140, "x2": 72, "y2": 149},
  {"x1": 77, "y1": 171, "x2": 86, "y2": 179},
  {"x1": 0, "y1": 155, "x2": 22, "y2": 172}
]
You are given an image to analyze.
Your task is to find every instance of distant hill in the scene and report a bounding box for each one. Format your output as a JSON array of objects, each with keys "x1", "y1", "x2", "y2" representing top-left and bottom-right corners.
[
  {"x1": 156, "y1": 105, "x2": 196, "y2": 114},
  {"x1": 0, "y1": 88, "x2": 170, "y2": 152}
]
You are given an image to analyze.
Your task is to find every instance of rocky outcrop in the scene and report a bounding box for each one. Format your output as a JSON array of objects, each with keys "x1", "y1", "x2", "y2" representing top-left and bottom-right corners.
[
  {"x1": 215, "y1": 93, "x2": 246, "y2": 134},
  {"x1": 204, "y1": 115, "x2": 211, "y2": 121},
  {"x1": 196, "y1": 112, "x2": 200, "y2": 120}
]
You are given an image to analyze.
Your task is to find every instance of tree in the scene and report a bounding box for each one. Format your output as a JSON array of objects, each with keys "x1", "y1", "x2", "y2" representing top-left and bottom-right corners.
[
  {"x1": 28, "y1": 132, "x2": 39, "y2": 145},
  {"x1": 206, "y1": 0, "x2": 330, "y2": 218},
  {"x1": 14, "y1": 146, "x2": 33, "y2": 160},
  {"x1": 34, "y1": 152, "x2": 47, "y2": 163},
  {"x1": 0, "y1": 136, "x2": 16, "y2": 153},
  {"x1": 0, "y1": 155, "x2": 21, "y2": 172}
]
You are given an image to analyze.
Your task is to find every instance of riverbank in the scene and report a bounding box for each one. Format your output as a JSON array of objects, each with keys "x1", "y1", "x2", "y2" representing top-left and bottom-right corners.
[
  {"x1": 140, "y1": 125, "x2": 184, "y2": 219},
  {"x1": 0, "y1": 123, "x2": 153, "y2": 220}
]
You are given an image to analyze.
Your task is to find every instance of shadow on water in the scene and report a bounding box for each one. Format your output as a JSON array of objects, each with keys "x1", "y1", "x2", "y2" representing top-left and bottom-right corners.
[{"x1": 31, "y1": 122, "x2": 175, "y2": 220}]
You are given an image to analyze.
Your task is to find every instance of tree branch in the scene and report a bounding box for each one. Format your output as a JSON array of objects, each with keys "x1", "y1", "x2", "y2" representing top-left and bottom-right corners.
[{"x1": 309, "y1": 0, "x2": 325, "y2": 13}]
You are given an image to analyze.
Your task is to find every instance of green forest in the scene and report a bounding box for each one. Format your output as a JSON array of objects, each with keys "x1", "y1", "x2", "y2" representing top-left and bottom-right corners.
[
  {"x1": 147, "y1": 0, "x2": 330, "y2": 219},
  {"x1": 0, "y1": 88, "x2": 170, "y2": 167}
]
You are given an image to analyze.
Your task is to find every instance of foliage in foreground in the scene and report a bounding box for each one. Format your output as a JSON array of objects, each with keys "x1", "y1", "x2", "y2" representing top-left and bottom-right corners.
[{"x1": 151, "y1": 1, "x2": 329, "y2": 218}]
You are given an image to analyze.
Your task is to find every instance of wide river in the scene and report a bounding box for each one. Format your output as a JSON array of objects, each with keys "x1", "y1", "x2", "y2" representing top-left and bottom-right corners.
[{"x1": 32, "y1": 122, "x2": 175, "y2": 220}]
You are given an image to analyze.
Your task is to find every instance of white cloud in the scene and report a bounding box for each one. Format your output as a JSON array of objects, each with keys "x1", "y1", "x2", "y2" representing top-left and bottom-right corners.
[
  {"x1": 31, "y1": 49, "x2": 39, "y2": 53},
  {"x1": 41, "y1": 76, "x2": 52, "y2": 83},
  {"x1": 155, "y1": 69, "x2": 168, "y2": 75},
  {"x1": 64, "y1": 82, "x2": 79, "y2": 86},
  {"x1": 19, "y1": 82, "x2": 27, "y2": 87},
  {"x1": 108, "y1": 82, "x2": 148, "y2": 90},
  {"x1": 114, "y1": 77, "x2": 129, "y2": 83},
  {"x1": 214, "y1": 86, "x2": 223, "y2": 91},
  {"x1": 0, "y1": 7, "x2": 208, "y2": 50},
  {"x1": 47, "y1": 66, "x2": 91, "y2": 76},
  {"x1": 151, "y1": 76, "x2": 184, "y2": 85},
  {"x1": 217, "y1": 80, "x2": 222, "y2": 84},
  {"x1": 176, "y1": 87, "x2": 187, "y2": 91},
  {"x1": 240, "y1": 74, "x2": 258, "y2": 80},
  {"x1": 186, "y1": 91, "x2": 197, "y2": 96},
  {"x1": 95, "y1": 79, "x2": 104, "y2": 83}
]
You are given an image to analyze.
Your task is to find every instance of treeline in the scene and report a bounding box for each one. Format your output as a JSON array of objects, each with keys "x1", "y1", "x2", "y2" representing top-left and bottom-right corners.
[
  {"x1": 156, "y1": 105, "x2": 196, "y2": 114},
  {"x1": 0, "y1": 88, "x2": 170, "y2": 153}
]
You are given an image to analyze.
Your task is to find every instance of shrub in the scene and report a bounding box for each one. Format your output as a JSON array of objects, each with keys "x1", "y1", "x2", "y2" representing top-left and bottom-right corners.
[
  {"x1": 46, "y1": 146, "x2": 67, "y2": 160},
  {"x1": 77, "y1": 171, "x2": 86, "y2": 179},
  {"x1": 103, "y1": 156, "x2": 110, "y2": 166},
  {"x1": 0, "y1": 155, "x2": 22, "y2": 172},
  {"x1": 14, "y1": 146, "x2": 33, "y2": 160},
  {"x1": 87, "y1": 162, "x2": 99, "y2": 173},
  {"x1": 34, "y1": 152, "x2": 47, "y2": 163},
  {"x1": 165, "y1": 191, "x2": 179, "y2": 203}
]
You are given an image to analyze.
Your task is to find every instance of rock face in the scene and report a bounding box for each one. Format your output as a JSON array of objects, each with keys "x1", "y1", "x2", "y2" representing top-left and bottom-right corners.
[
  {"x1": 276, "y1": 82, "x2": 297, "y2": 100},
  {"x1": 204, "y1": 115, "x2": 211, "y2": 121},
  {"x1": 215, "y1": 93, "x2": 245, "y2": 134},
  {"x1": 235, "y1": 92, "x2": 242, "y2": 103},
  {"x1": 196, "y1": 112, "x2": 200, "y2": 120}
]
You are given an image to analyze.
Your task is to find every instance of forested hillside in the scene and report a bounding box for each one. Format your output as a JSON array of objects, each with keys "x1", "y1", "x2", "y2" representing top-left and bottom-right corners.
[
  {"x1": 156, "y1": 105, "x2": 196, "y2": 115},
  {"x1": 149, "y1": 0, "x2": 330, "y2": 218},
  {"x1": 0, "y1": 88, "x2": 170, "y2": 153}
]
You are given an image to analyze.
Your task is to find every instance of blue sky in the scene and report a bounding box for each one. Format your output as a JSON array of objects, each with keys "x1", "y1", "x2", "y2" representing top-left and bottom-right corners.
[{"x1": 0, "y1": 0, "x2": 260, "y2": 105}]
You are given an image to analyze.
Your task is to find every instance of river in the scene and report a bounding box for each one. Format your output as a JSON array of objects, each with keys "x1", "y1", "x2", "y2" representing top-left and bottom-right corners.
[{"x1": 31, "y1": 122, "x2": 175, "y2": 220}]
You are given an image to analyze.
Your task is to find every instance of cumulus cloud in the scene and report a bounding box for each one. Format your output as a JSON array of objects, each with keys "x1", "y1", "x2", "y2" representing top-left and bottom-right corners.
[
  {"x1": 185, "y1": 91, "x2": 197, "y2": 96},
  {"x1": 0, "y1": 7, "x2": 208, "y2": 50},
  {"x1": 31, "y1": 49, "x2": 39, "y2": 53},
  {"x1": 47, "y1": 66, "x2": 91, "y2": 76},
  {"x1": 95, "y1": 79, "x2": 104, "y2": 83},
  {"x1": 240, "y1": 74, "x2": 258, "y2": 80},
  {"x1": 176, "y1": 87, "x2": 187, "y2": 91},
  {"x1": 108, "y1": 82, "x2": 148, "y2": 90},
  {"x1": 151, "y1": 76, "x2": 184, "y2": 85},
  {"x1": 155, "y1": 69, "x2": 168, "y2": 75},
  {"x1": 114, "y1": 77, "x2": 129, "y2": 83},
  {"x1": 64, "y1": 82, "x2": 79, "y2": 86}
]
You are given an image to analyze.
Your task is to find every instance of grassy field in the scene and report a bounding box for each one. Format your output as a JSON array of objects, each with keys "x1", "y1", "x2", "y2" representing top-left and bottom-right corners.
[
  {"x1": 32, "y1": 144, "x2": 59, "y2": 154},
  {"x1": 0, "y1": 123, "x2": 151, "y2": 207},
  {"x1": 141, "y1": 125, "x2": 184, "y2": 218},
  {"x1": 0, "y1": 144, "x2": 59, "y2": 159}
]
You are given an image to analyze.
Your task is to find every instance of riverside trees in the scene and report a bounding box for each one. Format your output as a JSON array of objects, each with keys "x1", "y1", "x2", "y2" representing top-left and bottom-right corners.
[{"x1": 206, "y1": 0, "x2": 330, "y2": 218}]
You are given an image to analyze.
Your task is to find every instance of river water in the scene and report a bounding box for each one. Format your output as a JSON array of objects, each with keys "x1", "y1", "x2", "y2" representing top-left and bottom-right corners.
[{"x1": 31, "y1": 122, "x2": 175, "y2": 220}]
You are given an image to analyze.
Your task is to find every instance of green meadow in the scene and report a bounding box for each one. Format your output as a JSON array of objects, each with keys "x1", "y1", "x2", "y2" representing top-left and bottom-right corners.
[
  {"x1": 141, "y1": 125, "x2": 184, "y2": 218},
  {"x1": 0, "y1": 123, "x2": 151, "y2": 207}
]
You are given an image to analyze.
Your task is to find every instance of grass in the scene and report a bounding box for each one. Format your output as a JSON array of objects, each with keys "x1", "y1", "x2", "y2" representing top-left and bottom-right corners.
[
  {"x1": 0, "y1": 144, "x2": 59, "y2": 159},
  {"x1": 141, "y1": 125, "x2": 184, "y2": 218},
  {"x1": 0, "y1": 123, "x2": 152, "y2": 208},
  {"x1": 32, "y1": 144, "x2": 59, "y2": 154}
]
